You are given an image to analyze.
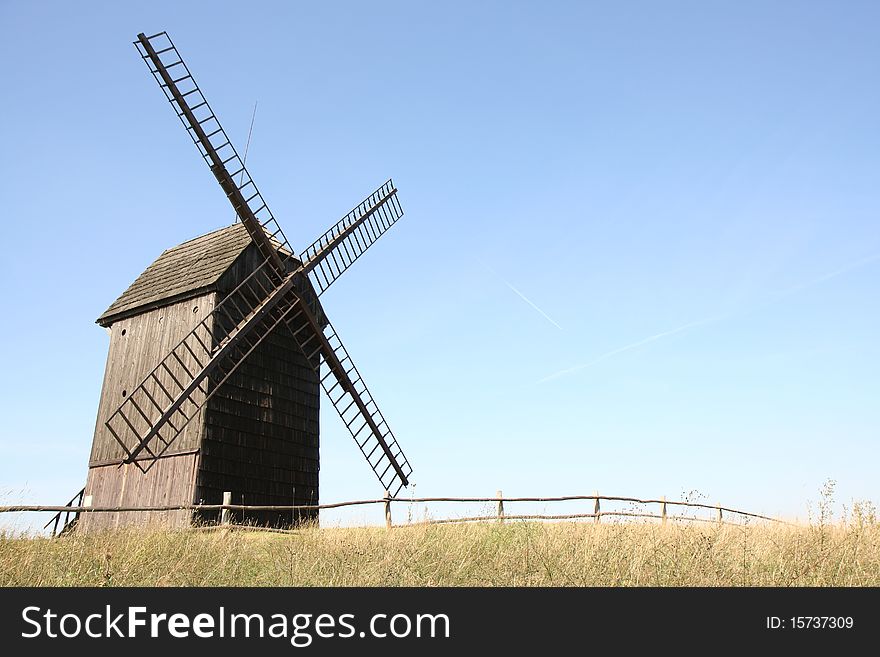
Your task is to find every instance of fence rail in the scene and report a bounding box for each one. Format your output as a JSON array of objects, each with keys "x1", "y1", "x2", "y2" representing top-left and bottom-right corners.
[{"x1": 0, "y1": 490, "x2": 786, "y2": 532}]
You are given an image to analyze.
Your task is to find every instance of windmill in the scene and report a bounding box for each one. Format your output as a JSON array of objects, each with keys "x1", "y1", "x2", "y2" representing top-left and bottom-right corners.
[{"x1": 69, "y1": 31, "x2": 413, "y2": 532}]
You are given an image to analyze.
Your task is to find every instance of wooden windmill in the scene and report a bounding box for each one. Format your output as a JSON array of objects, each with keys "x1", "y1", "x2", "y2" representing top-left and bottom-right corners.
[{"x1": 76, "y1": 31, "x2": 413, "y2": 531}]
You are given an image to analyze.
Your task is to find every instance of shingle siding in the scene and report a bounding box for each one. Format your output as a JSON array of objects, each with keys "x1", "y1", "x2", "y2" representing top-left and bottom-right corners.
[{"x1": 83, "y1": 223, "x2": 324, "y2": 530}]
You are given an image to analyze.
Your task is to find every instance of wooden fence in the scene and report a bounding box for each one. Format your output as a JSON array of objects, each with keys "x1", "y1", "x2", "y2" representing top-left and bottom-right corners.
[{"x1": 0, "y1": 490, "x2": 786, "y2": 535}]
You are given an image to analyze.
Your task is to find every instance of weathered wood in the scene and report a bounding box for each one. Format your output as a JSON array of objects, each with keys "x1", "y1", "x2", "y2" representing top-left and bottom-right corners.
[
  {"x1": 78, "y1": 453, "x2": 199, "y2": 532},
  {"x1": 717, "y1": 502, "x2": 723, "y2": 524},
  {"x1": 97, "y1": 224, "x2": 253, "y2": 326},
  {"x1": 88, "y1": 448, "x2": 200, "y2": 468},
  {"x1": 496, "y1": 490, "x2": 504, "y2": 522},
  {"x1": 137, "y1": 33, "x2": 288, "y2": 277},
  {"x1": 427, "y1": 512, "x2": 658, "y2": 525},
  {"x1": 85, "y1": 234, "x2": 322, "y2": 532},
  {"x1": 284, "y1": 294, "x2": 408, "y2": 488},
  {"x1": 422, "y1": 513, "x2": 741, "y2": 525},
  {"x1": 0, "y1": 508, "x2": 762, "y2": 527},
  {"x1": 661, "y1": 496, "x2": 667, "y2": 525},
  {"x1": 593, "y1": 491, "x2": 600, "y2": 524},
  {"x1": 220, "y1": 491, "x2": 232, "y2": 526},
  {"x1": 197, "y1": 244, "x2": 320, "y2": 528},
  {"x1": 384, "y1": 489, "x2": 392, "y2": 529},
  {"x1": 89, "y1": 295, "x2": 214, "y2": 465},
  {"x1": 386, "y1": 496, "x2": 776, "y2": 521},
  {"x1": 3, "y1": 496, "x2": 787, "y2": 526},
  {"x1": 15, "y1": 496, "x2": 784, "y2": 523}
]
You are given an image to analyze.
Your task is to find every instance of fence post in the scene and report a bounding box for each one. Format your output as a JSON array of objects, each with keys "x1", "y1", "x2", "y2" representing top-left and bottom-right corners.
[
  {"x1": 496, "y1": 490, "x2": 504, "y2": 522},
  {"x1": 384, "y1": 490, "x2": 392, "y2": 529},
  {"x1": 220, "y1": 491, "x2": 232, "y2": 526},
  {"x1": 593, "y1": 491, "x2": 600, "y2": 524},
  {"x1": 661, "y1": 496, "x2": 667, "y2": 525},
  {"x1": 716, "y1": 503, "x2": 722, "y2": 524}
]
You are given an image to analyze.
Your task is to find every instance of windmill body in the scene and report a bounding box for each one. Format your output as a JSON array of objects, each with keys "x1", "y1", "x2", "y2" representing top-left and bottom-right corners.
[
  {"x1": 65, "y1": 31, "x2": 413, "y2": 534},
  {"x1": 80, "y1": 225, "x2": 323, "y2": 531}
]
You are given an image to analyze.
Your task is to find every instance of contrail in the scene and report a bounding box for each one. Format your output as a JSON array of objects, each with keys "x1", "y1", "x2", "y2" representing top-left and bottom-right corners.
[
  {"x1": 479, "y1": 260, "x2": 563, "y2": 330},
  {"x1": 538, "y1": 250, "x2": 880, "y2": 384},
  {"x1": 538, "y1": 316, "x2": 717, "y2": 383},
  {"x1": 778, "y1": 252, "x2": 880, "y2": 295}
]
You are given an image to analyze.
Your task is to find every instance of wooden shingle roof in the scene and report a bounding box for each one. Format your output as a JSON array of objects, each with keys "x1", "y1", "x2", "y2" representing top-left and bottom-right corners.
[{"x1": 97, "y1": 223, "x2": 254, "y2": 326}]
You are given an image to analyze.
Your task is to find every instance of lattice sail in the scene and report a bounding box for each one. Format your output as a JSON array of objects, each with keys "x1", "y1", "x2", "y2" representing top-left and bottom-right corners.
[
  {"x1": 106, "y1": 262, "x2": 302, "y2": 469},
  {"x1": 134, "y1": 31, "x2": 294, "y2": 275},
  {"x1": 281, "y1": 304, "x2": 413, "y2": 495},
  {"x1": 120, "y1": 30, "x2": 414, "y2": 492},
  {"x1": 299, "y1": 179, "x2": 405, "y2": 295}
]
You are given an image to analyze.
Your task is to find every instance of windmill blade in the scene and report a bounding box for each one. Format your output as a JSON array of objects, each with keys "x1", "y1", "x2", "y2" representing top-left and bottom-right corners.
[
  {"x1": 136, "y1": 31, "x2": 408, "y2": 294},
  {"x1": 105, "y1": 261, "x2": 302, "y2": 470},
  {"x1": 107, "y1": 261, "x2": 414, "y2": 489},
  {"x1": 282, "y1": 300, "x2": 413, "y2": 495},
  {"x1": 124, "y1": 31, "x2": 414, "y2": 491},
  {"x1": 299, "y1": 179, "x2": 405, "y2": 295},
  {"x1": 134, "y1": 31, "x2": 294, "y2": 276}
]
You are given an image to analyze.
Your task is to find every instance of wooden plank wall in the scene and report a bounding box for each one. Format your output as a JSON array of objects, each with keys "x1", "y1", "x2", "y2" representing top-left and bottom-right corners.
[
  {"x1": 88, "y1": 293, "x2": 214, "y2": 464},
  {"x1": 78, "y1": 452, "x2": 199, "y2": 532},
  {"x1": 198, "y1": 326, "x2": 321, "y2": 526},
  {"x1": 196, "y1": 245, "x2": 321, "y2": 527},
  {"x1": 82, "y1": 242, "x2": 323, "y2": 530}
]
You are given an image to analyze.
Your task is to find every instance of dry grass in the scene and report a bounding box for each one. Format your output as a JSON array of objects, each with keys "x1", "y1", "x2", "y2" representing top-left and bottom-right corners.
[{"x1": 2, "y1": 511, "x2": 879, "y2": 586}]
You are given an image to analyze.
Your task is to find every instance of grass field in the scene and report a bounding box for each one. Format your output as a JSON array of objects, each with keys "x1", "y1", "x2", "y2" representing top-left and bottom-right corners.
[{"x1": 2, "y1": 508, "x2": 878, "y2": 586}]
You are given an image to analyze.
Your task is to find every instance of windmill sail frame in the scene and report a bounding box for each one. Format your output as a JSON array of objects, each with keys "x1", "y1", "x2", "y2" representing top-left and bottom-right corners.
[{"x1": 107, "y1": 31, "x2": 414, "y2": 495}]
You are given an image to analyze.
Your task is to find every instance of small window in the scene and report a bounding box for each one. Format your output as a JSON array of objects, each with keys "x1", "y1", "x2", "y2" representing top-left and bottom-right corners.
[
  {"x1": 122, "y1": 390, "x2": 128, "y2": 398},
  {"x1": 120, "y1": 328, "x2": 127, "y2": 336}
]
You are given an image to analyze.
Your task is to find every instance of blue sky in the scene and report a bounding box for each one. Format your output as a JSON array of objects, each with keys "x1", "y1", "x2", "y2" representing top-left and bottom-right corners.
[{"x1": 1, "y1": 1, "x2": 877, "y2": 529}]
